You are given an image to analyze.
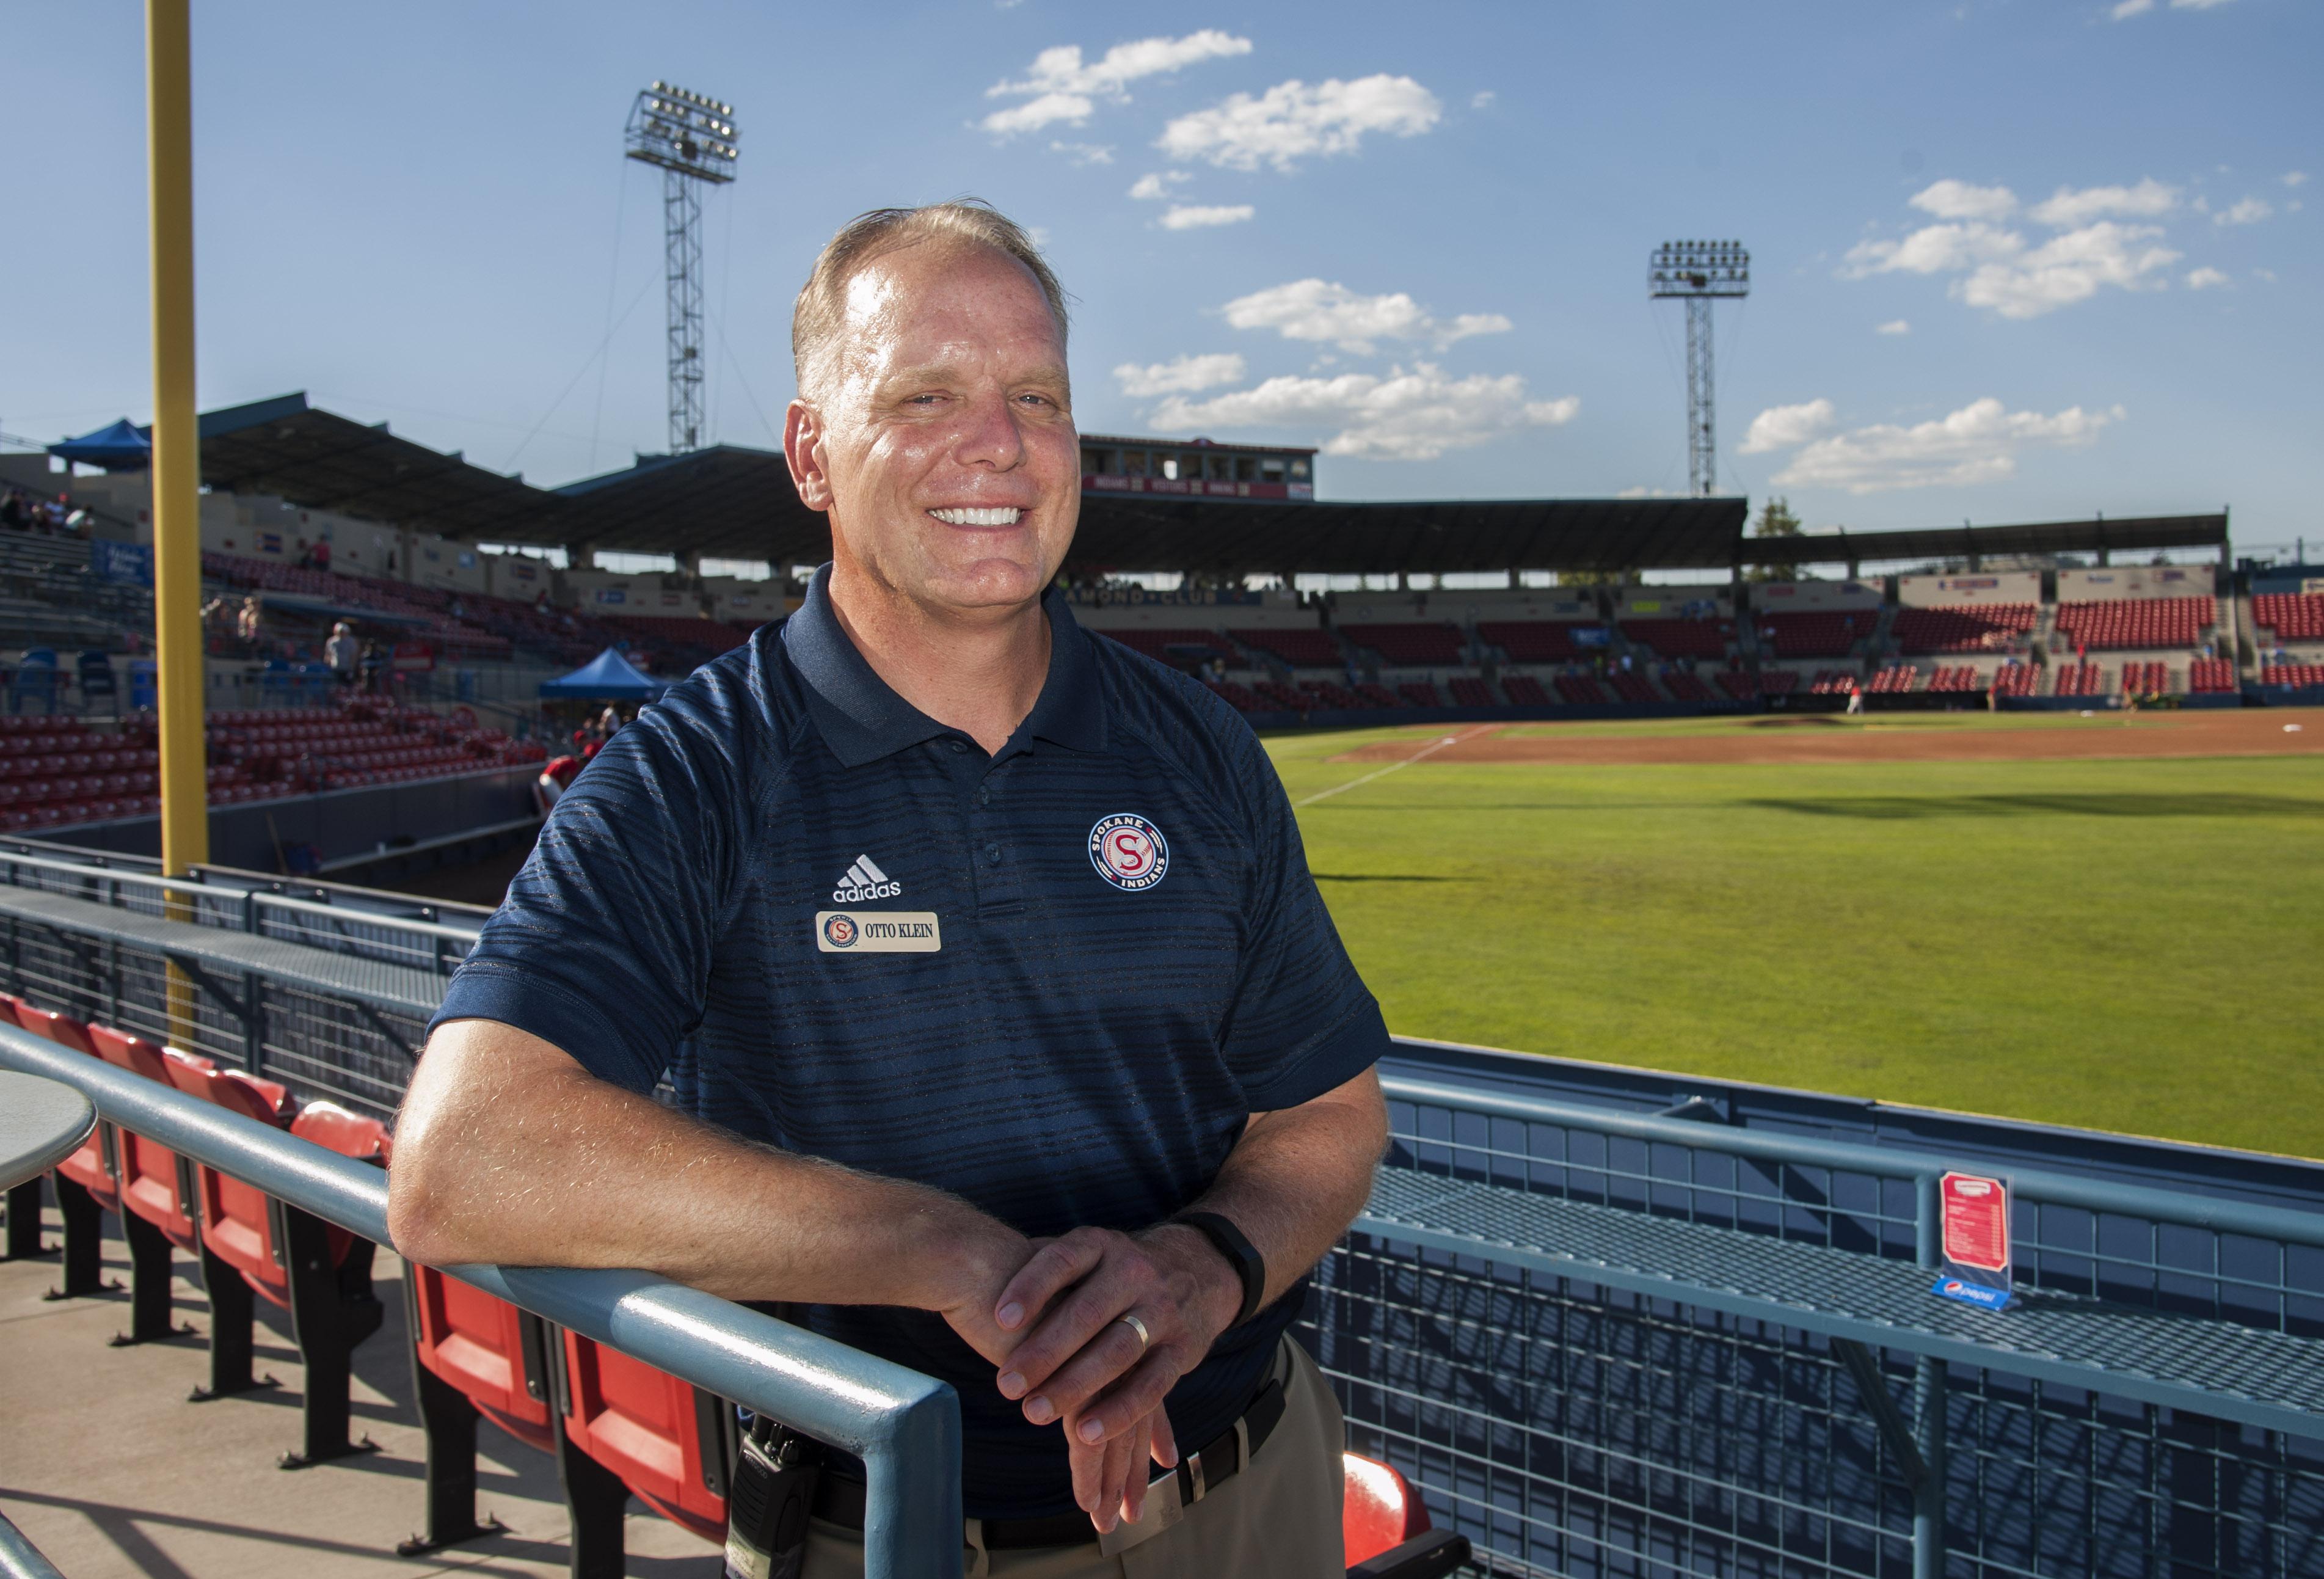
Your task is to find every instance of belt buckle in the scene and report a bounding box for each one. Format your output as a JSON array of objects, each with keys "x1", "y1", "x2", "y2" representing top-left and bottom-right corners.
[{"x1": 1095, "y1": 1468, "x2": 1184, "y2": 1557}]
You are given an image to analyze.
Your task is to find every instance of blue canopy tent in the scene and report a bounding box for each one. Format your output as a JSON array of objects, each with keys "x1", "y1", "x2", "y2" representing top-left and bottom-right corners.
[
  {"x1": 48, "y1": 418, "x2": 152, "y2": 472},
  {"x1": 537, "y1": 646, "x2": 669, "y2": 701}
]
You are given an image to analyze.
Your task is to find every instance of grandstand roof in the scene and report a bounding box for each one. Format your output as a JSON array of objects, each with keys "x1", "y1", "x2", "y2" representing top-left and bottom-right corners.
[
  {"x1": 1740, "y1": 514, "x2": 2229, "y2": 569},
  {"x1": 186, "y1": 392, "x2": 552, "y2": 540}
]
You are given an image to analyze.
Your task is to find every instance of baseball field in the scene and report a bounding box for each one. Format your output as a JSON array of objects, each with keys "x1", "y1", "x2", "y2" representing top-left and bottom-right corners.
[{"x1": 1269, "y1": 707, "x2": 2324, "y2": 1161}]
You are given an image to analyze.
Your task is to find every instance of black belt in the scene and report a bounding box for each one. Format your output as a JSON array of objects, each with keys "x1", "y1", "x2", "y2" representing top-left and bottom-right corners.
[{"x1": 813, "y1": 1376, "x2": 1288, "y2": 1551}]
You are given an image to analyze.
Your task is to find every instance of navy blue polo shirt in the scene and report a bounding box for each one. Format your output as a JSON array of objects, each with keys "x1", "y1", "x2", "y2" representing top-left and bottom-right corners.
[{"x1": 429, "y1": 566, "x2": 1388, "y2": 1519}]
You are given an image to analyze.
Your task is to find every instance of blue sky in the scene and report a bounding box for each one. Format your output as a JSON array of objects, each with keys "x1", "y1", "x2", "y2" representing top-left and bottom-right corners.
[{"x1": 5, "y1": 1, "x2": 2317, "y2": 548}]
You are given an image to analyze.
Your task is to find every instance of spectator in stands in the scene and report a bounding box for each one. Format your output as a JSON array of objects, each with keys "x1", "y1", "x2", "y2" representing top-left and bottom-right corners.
[
  {"x1": 325, "y1": 622, "x2": 359, "y2": 687},
  {"x1": 391, "y1": 200, "x2": 1383, "y2": 1574},
  {"x1": 309, "y1": 536, "x2": 332, "y2": 572},
  {"x1": 0, "y1": 489, "x2": 24, "y2": 532},
  {"x1": 235, "y1": 594, "x2": 264, "y2": 646},
  {"x1": 358, "y1": 639, "x2": 385, "y2": 693}
]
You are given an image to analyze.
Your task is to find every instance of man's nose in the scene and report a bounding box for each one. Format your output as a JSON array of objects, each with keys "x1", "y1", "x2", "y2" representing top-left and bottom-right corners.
[{"x1": 953, "y1": 392, "x2": 1026, "y2": 471}]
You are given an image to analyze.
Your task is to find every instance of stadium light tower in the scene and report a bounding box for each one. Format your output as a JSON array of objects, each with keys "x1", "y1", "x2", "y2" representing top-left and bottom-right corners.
[
  {"x1": 1649, "y1": 240, "x2": 1749, "y2": 497},
  {"x1": 625, "y1": 82, "x2": 740, "y2": 454}
]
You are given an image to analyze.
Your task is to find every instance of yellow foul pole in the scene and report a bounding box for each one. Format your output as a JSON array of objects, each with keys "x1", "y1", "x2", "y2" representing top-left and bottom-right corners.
[{"x1": 147, "y1": 0, "x2": 207, "y2": 881}]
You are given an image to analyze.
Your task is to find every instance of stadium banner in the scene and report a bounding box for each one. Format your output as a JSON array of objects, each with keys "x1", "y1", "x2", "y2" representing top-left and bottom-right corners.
[
  {"x1": 89, "y1": 539, "x2": 153, "y2": 587},
  {"x1": 1754, "y1": 579, "x2": 1882, "y2": 611},
  {"x1": 390, "y1": 642, "x2": 435, "y2": 673},
  {"x1": 2057, "y1": 566, "x2": 2213, "y2": 602},
  {"x1": 1899, "y1": 571, "x2": 2040, "y2": 607}
]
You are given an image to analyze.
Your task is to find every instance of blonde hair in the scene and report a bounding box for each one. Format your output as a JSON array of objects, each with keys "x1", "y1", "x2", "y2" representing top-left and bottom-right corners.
[{"x1": 791, "y1": 200, "x2": 1068, "y2": 399}]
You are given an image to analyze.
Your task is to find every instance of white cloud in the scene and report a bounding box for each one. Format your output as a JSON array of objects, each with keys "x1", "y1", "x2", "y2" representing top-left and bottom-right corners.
[
  {"x1": 2286, "y1": 172, "x2": 2311, "y2": 188},
  {"x1": 1127, "y1": 171, "x2": 1187, "y2": 201},
  {"x1": 2110, "y1": 0, "x2": 2154, "y2": 17},
  {"x1": 2173, "y1": 0, "x2": 2237, "y2": 8},
  {"x1": 1113, "y1": 352, "x2": 1247, "y2": 396},
  {"x1": 1958, "y1": 222, "x2": 2180, "y2": 317},
  {"x1": 1739, "y1": 399, "x2": 1838, "y2": 454},
  {"x1": 2027, "y1": 178, "x2": 2178, "y2": 226},
  {"x1": 1160, "y1": 204, "x2": 1255, "y2": 230},
  {"x1": 981, "y1": 31, "x2": 1252, "y2": 136},
  {"x1": 2185, "y1": 266, "x2": 2231, "y2": 290},
  {"x1": 1875, "y1": 319, "x2": 1912, "y2": 335},
  {"x1": 1470, "y1": 90, "x2": 1496, "y2": 109},
  {"x1": 2253, "y1": 267, "x2": 2278, "y2": 282},
  {"x1": 1747, "y1": 397, "x2": 2119, "y2": 494},
  {"x1": 1909, "y1": 180, "x2": 2019, "y2": 221},
  {"x1": 1157, "y1": 75, "x2": 1441, "y2": 172},
  {"x1": 1049, "y1": 141, "x2": 1114, "y2": 166},
  {"x1": 2215, "y1": 195, "x2": 2273, "y2": 225},
  {"x1": 1219, "y1": 278, "x2": 1510, "y2": 354},
  {"x1": 1845, "y1": 180, "x2": 2186, "y2": 319},
  {"x1": 1151, "y1": 363, "x2": 1578, "y2": 461}
]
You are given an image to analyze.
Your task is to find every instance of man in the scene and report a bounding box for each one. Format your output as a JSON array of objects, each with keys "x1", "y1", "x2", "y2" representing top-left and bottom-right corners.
[
  {"x1": 325, "y1": 622, "x2": 359, "y2": 685},
  {"x1": 387, "y1": 202, "x2": 1389, "y2": 1576}
]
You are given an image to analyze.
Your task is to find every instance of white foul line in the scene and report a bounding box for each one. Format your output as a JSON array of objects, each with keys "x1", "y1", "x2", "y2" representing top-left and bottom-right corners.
[{"x1": 1294, "y1": 725, "x2": 1498, "y2": 808}]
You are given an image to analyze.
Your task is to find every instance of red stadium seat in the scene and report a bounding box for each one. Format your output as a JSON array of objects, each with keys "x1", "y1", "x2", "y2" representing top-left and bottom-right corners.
[
  {"x1": 555, "y1": 1332, "x2": 732, "y2": 1562},
  {"x1": 1339, "y1": 623, "x2": 1466, "y2": 666},
  {"x1": 87, "y1": 1027, "x2": 206, "y2": 1341},
  {"x1": 400, "y1": 1262, "x2": 558, "y2": 1556},
  {"x1": 1497, "y1": 675, "x2": 1546, "y2": 706},
  {"x1": 8, "y1": 997, "x2": 118, "y2": 1299},
  {"x1": 1478, "y1": 621, "x2": 1592, "y2": 663},
  {"x1": 2254, "y1": 593, "x2": 2324, "y2": 642},
  {"x1": 1449, "y1": 676, "x2": 1499, "y2": 707},
  {"x1": 1342, "y1": 1453, "x2": 1470, "y2": 1579}
]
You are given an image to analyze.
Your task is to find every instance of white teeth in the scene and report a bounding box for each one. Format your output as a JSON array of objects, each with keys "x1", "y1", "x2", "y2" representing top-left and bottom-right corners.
[{"x1": 929, "y1": 506, "x2": 1024, "y2": 527}]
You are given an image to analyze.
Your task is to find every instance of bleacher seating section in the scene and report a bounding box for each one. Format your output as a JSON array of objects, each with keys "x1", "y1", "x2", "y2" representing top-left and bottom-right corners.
[
  {"x1": 1204, "y1": 679, "x2": 1265, "y2": 712},
  {"x1": 2259, "y1": 662, "x2": 2324, "y2": 687},
  {"x1": 1398, "y1": 681, "x2": 1441, "y2": 707},
  {"x1": 1353, "y1": 683, "x2": 1404, "y2": 709},
  {"x1": 1928, "y1": 666, "x2": 1982, "y2": 693},
  {"x1": 1891, "y1": 605, "x2": 2036, "y2": 654},
  {"x1": 1451, "y1": 677, "x2": 1499, "y2": 707},
  {"x1": 1228, "y1": 627, "x2": 1344, "y2": 667},
  {"x1": 1714, "y1": 670, "x2": 1757, "y2": 702},
  {"x1": 1608, "y1": 671, "x2": 1658, "y2": 704},
  {"x1": 2052, "y1": 597, "x2": 2211, "y2": 651},
  {"x1": 1758, "y1": 611, "x2": 1874, "y2": 658},
  {"x1": 203, "y1": 553, "x2": 512, "y2": 660},
  {"x1": 1338, "y1": 623, "x2": 1466, "y2": 666},
  {"x1": 1554, "y1": 674, "x2": 1608, "y2": 705},
  {"x1": 1299, "y1": 679, "x2": 1364, "y2": 710},
  {"x1": 1758, "y1": 669, "x2": 1799, "y2": 696},
  {"x1": 1867, "y1": 665, "x2": 1920, "y2": 694},
  {"x1": 1477, "y1": 622, "x2": 1590, "y2": 663},
  {"x1": 1253, "y1": 680, "x2": 1306, "y2": 711},
  {"x1": 1659, "y1": 669, "x2": 1712, "y2": 703},
  {"x1": 2052, "y1": 661, "x2": 2103, "y2": 697},
  {"x1": 2188, "y1": 658, "x2": 2237, "y2": 693},
  {"x1": 2254, "y1": 593, "x2": 2324, "y2": 641},
  {"x1": 1620, "y1": 618, "x2": 1728, "y2": 660},
  {"x1": 0, "y1": 702, "x2": 544, "y2": 833},
  {"x1": 1992, "y1": 664, "x2": 2041, "y2": 698},
  {"x1": 1097, "y1": 627, "x2": 1236, "y2": 665},
  {"x1": 1808, "y1": 671, "x2": 1855, "y2": 695},
  {"x1": 2119, "y1": 660, "x2": 2169, "y2": 695}
]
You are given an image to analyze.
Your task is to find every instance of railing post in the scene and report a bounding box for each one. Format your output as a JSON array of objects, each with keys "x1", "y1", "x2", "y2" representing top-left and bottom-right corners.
[{"x1": 1912, "y1": 1170, "x2": 1946, "y2": 1579}]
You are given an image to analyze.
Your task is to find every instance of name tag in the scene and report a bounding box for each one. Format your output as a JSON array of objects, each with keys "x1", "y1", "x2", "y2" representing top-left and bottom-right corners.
[{"x1": 816, "y1": 910, "x2": 942, "y2": 953}]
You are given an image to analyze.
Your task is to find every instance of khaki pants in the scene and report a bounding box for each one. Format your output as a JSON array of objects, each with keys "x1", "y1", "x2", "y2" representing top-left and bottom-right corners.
[{"x1": 804, "y1": 1339, "x2": 1346, "y2": 1579}]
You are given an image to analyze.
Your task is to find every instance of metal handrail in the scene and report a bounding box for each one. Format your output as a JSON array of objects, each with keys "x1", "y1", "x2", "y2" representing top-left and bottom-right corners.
[
  {"x1": 0, "y1": 1512, "x2": 65, "y2": 1579},
  {"x1": 250, "y1": 890, "x2": 483, "y2": 943},
  {"x1": 1380, "y1": 1074, "x2": 2324, "y2": 1253},
  {"x1": 0, "y1": 1026, "x2": 963, "y2": 1578}
]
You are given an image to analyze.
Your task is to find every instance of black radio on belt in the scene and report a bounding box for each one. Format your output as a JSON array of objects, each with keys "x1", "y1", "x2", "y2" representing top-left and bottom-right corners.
[{"x1": 723, "y1": 1415, "x2": 821, "y2": 1579}]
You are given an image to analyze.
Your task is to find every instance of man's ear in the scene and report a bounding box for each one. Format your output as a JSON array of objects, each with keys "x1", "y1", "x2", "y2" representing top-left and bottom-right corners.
[{"x1": 785, "y1": 399, "x2": 833, "y2": 512}]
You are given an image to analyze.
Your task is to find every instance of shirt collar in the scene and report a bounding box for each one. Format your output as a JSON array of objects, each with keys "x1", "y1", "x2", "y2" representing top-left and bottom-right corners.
[{"x1": 783, "y1": 564, "x2": 1107, "y2": 768}]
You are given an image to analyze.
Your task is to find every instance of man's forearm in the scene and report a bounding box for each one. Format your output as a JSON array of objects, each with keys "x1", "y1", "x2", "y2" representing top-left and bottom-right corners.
[
  {"x1": 1155, "y1": 1068, "x2": 1389, "y2": 1311},
  {"x1": 388, "y1": 1017, "x2": 1021, "y2": 1317}
]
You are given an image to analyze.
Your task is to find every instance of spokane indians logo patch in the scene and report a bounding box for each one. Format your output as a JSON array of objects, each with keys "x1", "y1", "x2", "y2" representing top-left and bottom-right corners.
[{"x1": 1088, "y1": 812, "x2": 1169, "y2": 891}]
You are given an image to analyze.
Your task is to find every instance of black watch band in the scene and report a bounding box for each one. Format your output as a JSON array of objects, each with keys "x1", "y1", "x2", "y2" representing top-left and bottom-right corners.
[{"x1": 1170, "y1": 1211, "x2": 1266, "y2": 1327}]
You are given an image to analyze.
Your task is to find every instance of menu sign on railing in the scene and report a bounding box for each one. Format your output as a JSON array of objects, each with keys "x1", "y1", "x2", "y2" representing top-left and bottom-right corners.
[{"x1": 1932, "y1": 1171, "x2": 2015, "y2": 1311}]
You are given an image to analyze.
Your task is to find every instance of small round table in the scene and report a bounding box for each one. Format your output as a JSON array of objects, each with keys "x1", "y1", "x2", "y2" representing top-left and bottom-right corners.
[{"x1": 0, "y1": 1070, "x2": 97, "y2": 1192}]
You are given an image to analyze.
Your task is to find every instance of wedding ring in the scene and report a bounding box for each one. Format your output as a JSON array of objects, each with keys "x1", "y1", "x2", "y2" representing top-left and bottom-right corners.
[{"x1": 1116, "y1": 1313, "x2": 1152, "y2": 1352}]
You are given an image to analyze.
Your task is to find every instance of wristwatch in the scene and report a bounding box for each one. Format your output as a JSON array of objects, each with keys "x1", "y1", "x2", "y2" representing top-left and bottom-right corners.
[{"x1": 1169, "y1": 1211, "x2": 1266, "y2": 1327}]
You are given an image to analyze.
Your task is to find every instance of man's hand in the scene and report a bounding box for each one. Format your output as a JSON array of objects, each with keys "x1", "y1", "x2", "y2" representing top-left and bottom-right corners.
[{"x1": 988, "y1": 1224, "x2": 1243, "y2": 1531}]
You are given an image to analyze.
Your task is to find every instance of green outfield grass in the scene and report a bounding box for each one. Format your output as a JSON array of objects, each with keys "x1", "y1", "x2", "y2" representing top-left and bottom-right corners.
[{"x1": 1267, "y1": 721, "x2": 2324, "y2": 1159}]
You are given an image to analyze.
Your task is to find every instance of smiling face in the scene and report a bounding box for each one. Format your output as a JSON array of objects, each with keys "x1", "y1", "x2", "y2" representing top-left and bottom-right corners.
[{"x1": 786, "y1": 240, "x2": 1079, "y2": 620}]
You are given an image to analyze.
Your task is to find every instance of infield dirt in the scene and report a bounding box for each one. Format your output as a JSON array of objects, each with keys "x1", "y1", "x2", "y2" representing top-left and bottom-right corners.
[{"x1": 1333, "y1": 707, "x2": 2322, "y2": 768}]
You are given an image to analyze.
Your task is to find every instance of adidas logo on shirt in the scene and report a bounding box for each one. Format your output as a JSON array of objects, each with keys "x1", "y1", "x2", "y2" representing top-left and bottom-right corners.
[{"x1": 831, "y1": 855, "x2": 901, "y2": 903}]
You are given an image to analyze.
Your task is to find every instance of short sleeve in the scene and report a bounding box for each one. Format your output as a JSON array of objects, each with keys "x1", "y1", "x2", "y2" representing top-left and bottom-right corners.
[
  {"x1": 1213, "y1": 729, "x2": 1390, "y2": 1110},
  {"x1": 427, "y1": 696, "x2": 740, "y2": 1095}
]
